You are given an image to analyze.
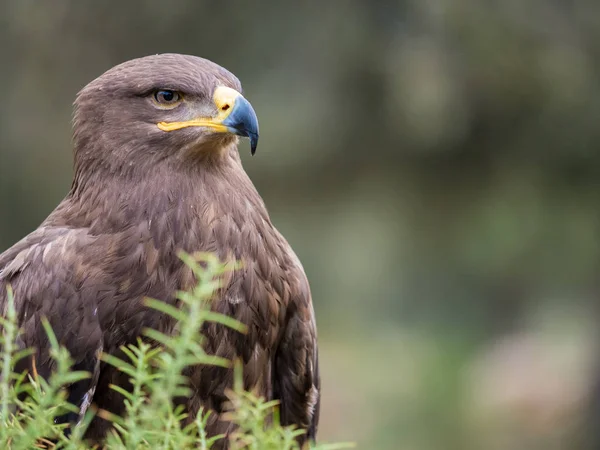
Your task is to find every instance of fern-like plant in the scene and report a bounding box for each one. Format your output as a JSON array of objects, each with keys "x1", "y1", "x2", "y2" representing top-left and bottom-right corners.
[{"x1": 0, "y1": 253, "x2": 353, "y2": 450}]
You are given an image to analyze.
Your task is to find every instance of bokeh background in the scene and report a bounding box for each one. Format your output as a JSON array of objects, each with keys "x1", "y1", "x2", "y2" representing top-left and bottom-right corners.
[{"x1": 2, "y1": 1, "x2": 600, "y2": 449}]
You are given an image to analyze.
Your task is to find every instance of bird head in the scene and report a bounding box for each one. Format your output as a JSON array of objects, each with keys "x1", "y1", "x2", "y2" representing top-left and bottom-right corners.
[{"x1": 72, "y1": 54, "x2": 259, "y2": 175}]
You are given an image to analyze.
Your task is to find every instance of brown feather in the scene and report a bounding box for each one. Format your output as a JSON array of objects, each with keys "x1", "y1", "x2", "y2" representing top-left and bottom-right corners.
[{"x1": 0, "y1": 54, "x2": 319, "y2": 448}]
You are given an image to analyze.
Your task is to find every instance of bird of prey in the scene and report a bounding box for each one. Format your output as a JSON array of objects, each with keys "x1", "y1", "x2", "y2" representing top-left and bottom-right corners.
[{"x1": 0, "y1": 54, "x2": 320, "y2": 447}]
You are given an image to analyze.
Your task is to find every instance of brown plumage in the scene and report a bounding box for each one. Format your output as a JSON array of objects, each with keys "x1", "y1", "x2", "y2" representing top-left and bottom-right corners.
[{"x1": 0, "y1": 54, "x2": 320, "y2": 447}]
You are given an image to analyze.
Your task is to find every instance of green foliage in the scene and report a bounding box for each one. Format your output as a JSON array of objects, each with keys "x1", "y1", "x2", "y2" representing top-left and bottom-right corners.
[{"x1": 0, "y1": 253, "x2": 353, "y2": 450}]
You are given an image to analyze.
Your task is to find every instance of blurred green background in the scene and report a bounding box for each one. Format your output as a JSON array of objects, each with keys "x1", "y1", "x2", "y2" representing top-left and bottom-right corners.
[{"x1": 2, "y1": 1, "x2": 600, "y2": 449}]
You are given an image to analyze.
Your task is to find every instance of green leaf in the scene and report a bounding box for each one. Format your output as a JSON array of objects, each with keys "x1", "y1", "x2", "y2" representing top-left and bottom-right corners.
[
  {"x1": 142, "y1": 328, "x2": 176, "y2": 348},
  {"x1": 109, "y1": 384, "x2": 135, "y2": 401},
  {"x1": 202, "y1": 311, "x2": 248, "y2": 333},
  {"x1": 144, "y1": 298, "x2": 187, "y2": 322}
]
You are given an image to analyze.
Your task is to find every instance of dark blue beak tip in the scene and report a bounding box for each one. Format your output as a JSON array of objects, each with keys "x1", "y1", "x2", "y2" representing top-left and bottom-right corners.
[
  {"x1": 222, "y1": 96, "x2": 260, "y2": 155},
  {"x1": 250, "y1": 134, "x2": 259, "y2": 156}
]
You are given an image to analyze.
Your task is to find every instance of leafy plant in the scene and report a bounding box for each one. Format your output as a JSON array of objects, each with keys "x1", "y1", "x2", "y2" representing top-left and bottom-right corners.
[{"x1": 0, "y1": 253, "x2": 353, "y2": 450}]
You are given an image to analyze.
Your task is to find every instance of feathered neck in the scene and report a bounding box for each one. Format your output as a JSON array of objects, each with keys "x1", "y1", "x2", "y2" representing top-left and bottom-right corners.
[{"x1": 46, "y1": 142, "x2": 267, "y2": 237}]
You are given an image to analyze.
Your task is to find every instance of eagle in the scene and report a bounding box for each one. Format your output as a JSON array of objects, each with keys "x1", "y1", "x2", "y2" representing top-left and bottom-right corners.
[{"x1": 0, "y1": 54, "x2": 320, "y2": 447}]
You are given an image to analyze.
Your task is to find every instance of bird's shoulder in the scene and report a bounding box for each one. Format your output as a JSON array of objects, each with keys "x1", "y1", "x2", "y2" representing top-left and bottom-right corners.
[
  {"x1": 0, "y1": 220, "x2": 153, "y2": 314},
  {"x1": 0, "y1": 225, "x2": 96, "y2": 307},
  {"x1": 0, "y1": 226, "x2": 91, "y2": 280}
]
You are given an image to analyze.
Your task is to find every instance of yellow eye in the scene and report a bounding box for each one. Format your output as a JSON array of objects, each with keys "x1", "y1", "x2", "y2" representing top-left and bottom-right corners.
[{"x1": 152, "y1": 90, "x2": 181, "y2": 107}]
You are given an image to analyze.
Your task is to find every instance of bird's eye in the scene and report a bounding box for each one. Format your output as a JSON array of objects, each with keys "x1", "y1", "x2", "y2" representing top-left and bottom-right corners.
[{"x1": 152, "y1": 90, "x2": 181, "y2": 107}]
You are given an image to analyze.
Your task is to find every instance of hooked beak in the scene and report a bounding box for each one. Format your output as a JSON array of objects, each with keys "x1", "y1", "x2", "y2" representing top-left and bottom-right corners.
[{"x1": 157, "y1": 86, "x2": 260, "y2": 155}]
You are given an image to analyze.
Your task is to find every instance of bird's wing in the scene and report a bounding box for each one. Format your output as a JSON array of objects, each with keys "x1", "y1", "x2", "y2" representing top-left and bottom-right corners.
[
  {"x1": 272, "y1": 269, "x2": 320, "y2": 444},
  {"x1": 0, "y1": 226, "x2": 104, "y2": 426}
]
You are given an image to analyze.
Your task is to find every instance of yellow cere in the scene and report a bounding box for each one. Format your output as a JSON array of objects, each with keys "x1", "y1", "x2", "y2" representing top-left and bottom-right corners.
[{"x1": 157, "y1": 86, "x2": 241, "y2": 132}]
